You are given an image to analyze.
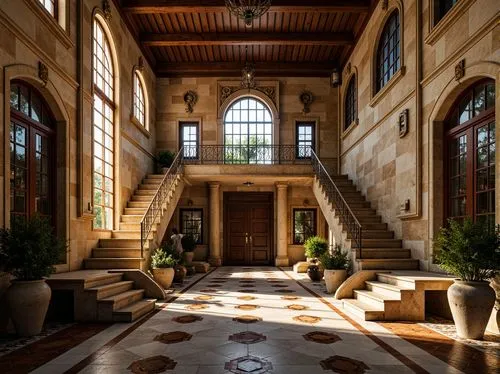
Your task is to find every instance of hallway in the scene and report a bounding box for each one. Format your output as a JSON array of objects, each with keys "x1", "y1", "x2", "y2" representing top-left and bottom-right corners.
[{"x1": 2, "y1": 267, "x2": 490, "y2": 374}]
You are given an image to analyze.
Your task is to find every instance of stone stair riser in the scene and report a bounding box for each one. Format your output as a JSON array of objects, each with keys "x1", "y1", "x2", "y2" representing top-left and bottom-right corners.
[
  {"x1": 93, "y1": 249, "x2": 142, "y2": 258},
  {"x1": 376, "y1": 274, "x2": 417, "y2": 289},
  {"x1": 99, "y1": 239, "x2": 143, "y2": 249},
  {"x1": 357, "y1": 259, "x2": 419, "y2": 270},
  {"x1": 87, "y1": 281, "x2": 135, "y2": 300},
  {"x1": 84, "y1": 273, "x2": 124, "y2": 289},
  {"x1": 84, "y1": 258, "x2": 143, "y2": 269},
  {"x1": 357, "y1": 249, "x2": 411, "y2": 259}
]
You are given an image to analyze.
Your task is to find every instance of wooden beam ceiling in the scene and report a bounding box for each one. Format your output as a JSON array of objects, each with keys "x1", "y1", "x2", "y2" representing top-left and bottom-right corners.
[
  {"x1": 142, "y1": 32, "x2": 354, "y2": 47},
  {"x1": 122, "y1": 0, "x2": 371, "y2": 14},
  {"x1": 156, "y1": 62, "x2": 335, "y2": 77}
]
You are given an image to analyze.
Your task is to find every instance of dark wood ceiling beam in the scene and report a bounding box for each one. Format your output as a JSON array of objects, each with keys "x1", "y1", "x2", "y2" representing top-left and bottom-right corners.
[
  {"x1": 142, "y1": 32, "x2": 354, "y2": 47},
  {"x1": 156, "y1": 62, "x2": 336, "y2": 77},
  {"x1": 122, "y1": 0, "x2": 370, "y2": 14}
]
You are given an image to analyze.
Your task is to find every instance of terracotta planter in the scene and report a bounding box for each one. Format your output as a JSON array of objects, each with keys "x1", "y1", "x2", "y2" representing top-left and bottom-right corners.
[
  {"x1": 183, "y1": 251, "x2": 195, "y2": 266},
  {"x1": 152, "y1": 268, "x2": 175, "y2": 289},
  {"x1": 447, "y1": 280, "x2": 495, "y2": 340},
  {"x1": 5, "y1": 279, "x2": 51, "y2": 337},
  {"x1": 307, "y1": 264, "x2": 324, "y2": 282},
  {"x1": 173, "y1": 265, "x2": 187, "y2": 283},
  {"x1": 324, "y1": 269, "x2": 347, "y2": 294}
]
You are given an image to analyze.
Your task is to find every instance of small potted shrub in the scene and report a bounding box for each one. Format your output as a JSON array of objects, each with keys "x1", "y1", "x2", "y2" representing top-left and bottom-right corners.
[
  {"x1": 157, "y1": 150, "x2": 175, "y2": 173},
  {"x1": 434, "y1": 218, "x2": 499, "y2": 340},
  {"x1": 304, "y1": 236, "x2": 329, "y2": 281},
  {"x1": 151, "y1": 246, "x2": 177, "y2": 290},
  {"x1": 0, "y1": 215, "x2": 67, "y2": 337},
  {"x1": 181, "y1": 235, "x2": 197, "y2": 266},
  {"x1": 320, "y1": 245, "x2": 350, "y2": 294}
]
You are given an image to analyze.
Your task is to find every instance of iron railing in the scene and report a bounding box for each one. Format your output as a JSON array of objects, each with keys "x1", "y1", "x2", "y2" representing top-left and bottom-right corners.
[
  {"x1": 181, "y1": 145, "x2": 313, "y2": 165},
  {"x1": 310, "y1": 150, "x2": 363, "y2": 255},
  {"x1": 140, "y1": 148, "x2": 184, "y2": 255}
]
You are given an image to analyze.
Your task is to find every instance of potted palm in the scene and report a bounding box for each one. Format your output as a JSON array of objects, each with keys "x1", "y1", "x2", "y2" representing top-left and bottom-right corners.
[
  {"x1": 157, "y1": 150, "x2": 175, "y2": 173},
  {"x1": 151, "y1": 247, "x2": 177, "y2": 290},
  {"x1": 0, "y1": 215, "x2": 67, "y2": 337},
  {"x1": 320, "y1": 245, "x2": 350, "y2": 294},
  {"x1": 434, "y1": 218, "x2": 499, "y2": 340},
  {"x1": 304, "y1": 236, "x2": 329, "y2": 281}
]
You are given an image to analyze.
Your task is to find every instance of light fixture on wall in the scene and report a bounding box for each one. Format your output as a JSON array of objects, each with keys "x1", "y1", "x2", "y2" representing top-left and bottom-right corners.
[
  {"x1": 241, "y1": 46, "x2": 256, "y2": 89},
  {"x1": 225, "y1": 0, "x2": 272, "y2": 27},
  {"x1": 243, "y1": 181, "x2": 254, "y2": 187},
  {"x1": 330, "y1": 68, "x2": 341, "y2": 87}
]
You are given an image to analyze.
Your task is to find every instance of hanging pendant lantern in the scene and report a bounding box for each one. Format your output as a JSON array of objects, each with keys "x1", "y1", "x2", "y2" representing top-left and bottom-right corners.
[
  {"x1": 241, "y1": 46, "x2": 256, "y2": 89},
  {"x1": 225, "y1": 0, "x2": 272, "y2": 27}
]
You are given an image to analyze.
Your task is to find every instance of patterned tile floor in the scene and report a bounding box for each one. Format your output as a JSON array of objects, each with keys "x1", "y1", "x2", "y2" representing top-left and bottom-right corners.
[{"x1": 1, "y1": 267, "x2": 498, "y2": 374}]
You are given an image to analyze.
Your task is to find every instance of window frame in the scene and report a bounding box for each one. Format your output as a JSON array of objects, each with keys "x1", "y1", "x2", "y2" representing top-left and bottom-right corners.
[
  {"x1": 375, "y1": 10, "x2": 401, "y2": 94},
  {"x1": 344, "y1": 74, "x2": 358, "y2": 131},
  {"x1": 433, "y1": 0, "x2": 459, "y2": 26},
  {"x1": 132, "y1": 69, "x2": 148, "y2": 131},
  {"x1": 292, "y1": 208, "x2": 317, "y2": 245},
  {"x1": 179, "y1": 122, "x2": 200, "y2": 160},
  {"x1": 295, "y1": 121, "x2": 315, "y2": 159},
  {"x1": 38, "y1": 0, "x2": 58, "y2": 19},
  {"x1": 179, "y1": 208, "x2": 203, "y2": 245}
]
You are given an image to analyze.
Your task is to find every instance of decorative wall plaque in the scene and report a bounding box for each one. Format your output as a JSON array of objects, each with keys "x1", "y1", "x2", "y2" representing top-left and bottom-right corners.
[
  {"x1": 398, "y1": 108, "x2": 409, "y2": 138},
  {"x1": 38, "y1": 61, "x2": 48, "y2": 86},
  {"x1": 184, "y1": 90, "x2": 198, "y2": 113},
  {"x1": 300, "y1": 91, "x2": 314, "y2": 114},
  {"x1": 454, "y1": 59, "x2": 465, "y2": 81},
  {"x1": 102, "y1": 0, "x2": 112, "y2": 20},
  {"x1": 220, "y1": 85, "x2": 276, "y2": 105}
]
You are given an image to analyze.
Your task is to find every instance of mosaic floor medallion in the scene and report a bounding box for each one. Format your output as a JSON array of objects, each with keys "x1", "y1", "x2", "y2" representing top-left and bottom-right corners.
[
  {"x1": 303, "y1": 331, "x2": 342, "y2": 344},
  {"x1": 194, "y1": 295, "x2": 214, "y2": 301},
  {"x1": 154, "y1": 331, "x2": 192, "y2": 344},
  {"x1": 127, "y1": 355, "x2": 177, "y2": 373},
  {"x1": 268, "y1": 280, "x2": 284, "y2": 283},
  {"x1": 199, "y1": 289, "x2": 218, "y2": 293},
  {"x1": 239, "y1": 280, "x2": 255, "y2": 283},
  {"x1": 235, "y1": 304, "x2": 259, "y2": 311},
  {"x1": 281, "y1": 295, "x2": 301, "y2": 300},
  {"x1": 293, "y1": 315, "x2": 322, "y2": 324},
  {"x1": 233, "y1": 315, "x2": 263, "y2": 324},
  {"x1": 185, "y1": 303, "x2": 209, "y2": 311},
  {"x1": 238, "y1": 295, "x2": 257, "y2": 301},
  {"x1": 229, "y1": 331, "x2": 267, "y2": 344},
  {"x1": 238, "y1": 289, "x2": 257, "y2": 293},
  {"x1": 320, "y1": 355, "x2": 369, "y2": 373},
  {"x1": 286, "y1": 304, "x2": 309, "y2": 311},
  {"x1": 275, "y1": 289, "x2": 295, "y2": 293},
  {"x1": 238, "y1": 284, "x2": 255, "y2": 287},
  {"x1": 212, "y1": 277, "x2": 228, "y2": 281},
  {"x1": 225, "y1": 355, "x2": 272, "y2": 374},
  {"x1": 172, "y1": 315, "x2": 203, "y2": 324},
  {"x1": 271, "y1": 284, "x2": 288, "y2": 288}
]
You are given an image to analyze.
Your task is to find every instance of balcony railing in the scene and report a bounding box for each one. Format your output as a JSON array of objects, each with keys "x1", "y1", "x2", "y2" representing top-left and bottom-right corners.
[{"x1": 181, "y1": 145, "x2": 313, "y2": 165}]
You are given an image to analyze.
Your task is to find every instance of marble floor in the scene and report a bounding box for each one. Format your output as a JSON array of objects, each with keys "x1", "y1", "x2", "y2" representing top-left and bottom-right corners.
[{"x1": 1, "y1": 267, "x2": 498, "y2": 374}]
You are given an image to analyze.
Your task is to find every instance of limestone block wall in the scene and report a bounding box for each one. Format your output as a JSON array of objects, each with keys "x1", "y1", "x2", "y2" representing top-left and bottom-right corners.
[
  {"x1": 0, "y1": 0, "x2": 156, "y2": 272},
  {"x1": 339, "y1": 0, "x2": 499, "y2": 272}
]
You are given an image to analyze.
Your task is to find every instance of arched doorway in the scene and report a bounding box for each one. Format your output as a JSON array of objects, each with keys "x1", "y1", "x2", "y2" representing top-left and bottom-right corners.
[
  {"x1": 444, "y1": 79, "x2": 495, "y2": 226},
  {"x1": 9, "y1": 81, "x2": 56, "y2": 224}
]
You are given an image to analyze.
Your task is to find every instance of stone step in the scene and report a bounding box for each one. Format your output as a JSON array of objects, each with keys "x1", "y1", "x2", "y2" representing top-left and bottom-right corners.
[
  {"x1": 84, "y1": 273, "x2": 124, "y2": 289},
  {"x1": 358, "y1": 248, "x2": 411, "y2": 259},
  {"x1": 85, "y1": 280, "x2": 135, "y2": 299},
  {"x1": 365, "y1": 281, "x2": 413, "y2": 299},
  {"x1": 121, "y1": 215, "x2": 144, "y2": 223},
  {"x1": 93, "y1": 248, "x2": 142, "y2": 258},
  {"x1": 84, "y1": 257, "x2": 144, "y2": 269},
  {"x1": 351, "y1": 209, "x2": 377, "y2": 216},
  {"x1": 375, "y1": 273, "x2": 420, "y2": 289},
  {"x1": 330, "y1": 174, "x2": 349, "y2": 180},
  {"x1": 113, "y1": 299, "x2": 156, "y2": 322},
  {"x1": 124, "y1": 207, "x2": 147, "y2": 215},
  {"x1": 142, "y1": 179, "x2": 163, "y2": 185},
  {"x1": 363, "y1": 230, "x2": 394, "y2": 239},
  {"x1": 355, "y1": 216, "x2": 382, "y2": 223},
  {"x1": 357, "y1": 223, "x2": 387, "y2": 230},
  {"x1": 342, "y1": 299, "x2": 384, "y2": 321},
  {"x1": 354, "y1": 290, "x2": 401, "y2": 309},
  {"x1": 112, "y1": 230, "x2": 141, "y2": 239},
  {"x1": 119, "y1": 222, "x2": 157, "y2": 232},
  {"x1": 345, "y1": 201, "x2": 372, "y2": 208},
  {"x1": 147, "y1": 174, "x2": 165, "y2": 179},
  {"x1": 357, "y1": 259, "x2": 419, "y2": 270},
  {"x1": 135, "y1": 189, "x2": 156, "y2": 196},
  {"x1": 131, "y1": 195, "x2": 153, "y2": 202},
  {"x1": 99, "y1": 289, "x2": 145, "y2": 311},
  {"x1": 361, "y1": 239, "x2": 402, "y2": 248},
  {"x1": 139, "y1": 184, "x2": 160, "y2": 190},
  {"x1": 128, "y1": 201, "x2": 150, "y2": 208},
  {"x1": 99, "y1": 238, "x2": 142, "y2": 249}
]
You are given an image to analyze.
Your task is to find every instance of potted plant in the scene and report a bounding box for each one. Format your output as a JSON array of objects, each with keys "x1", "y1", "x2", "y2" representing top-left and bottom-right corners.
[
  {"x1": 304, "y1": 236, "x2": 329, "y2": 281},
  {"x1": 0, "y1": 215, "x2": 67, "y2": 337},
  {"x1": 151, "y1": 247, "x2": 177, "y2": 290},
  {"x1": 157, "y1": 150, "x2": 175, "y2": 173},
  {"x1": 434, "y1": 218, "x2": 499, "y2": 340},
  {"x1": 320, "y1": 245, "x2": 350, "y2": 294},
  {"x1": 181, "y1": 235, "x2": 197, "y2": 266}
]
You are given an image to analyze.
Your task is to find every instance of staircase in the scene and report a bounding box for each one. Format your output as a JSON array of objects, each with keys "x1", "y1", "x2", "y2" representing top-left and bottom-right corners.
[
  {"x1": 84, "y1": 173, "x2": 184, "y2": 270},
  {"x1": 313, "y1": 174, "x2": 419, "y2": 271}
]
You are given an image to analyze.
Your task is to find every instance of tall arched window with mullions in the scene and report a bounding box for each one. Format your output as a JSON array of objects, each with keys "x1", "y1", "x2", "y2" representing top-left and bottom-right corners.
[
  {"x1": 344, "y1": 75, "x2": 357, "y2": 130},
  {"x1": 375, "y1": 11, "x2": 400, "y2": 93},
  {"x1": 92, "y1": 17, "x2": 116, "y2": 230}
]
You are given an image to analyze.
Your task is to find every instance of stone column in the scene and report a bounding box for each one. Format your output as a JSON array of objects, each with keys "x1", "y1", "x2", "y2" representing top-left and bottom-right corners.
[
  {"x1": 208, "y1": 182, "x2": 222, "y2": 266},
  {"x1": 275, "y1": 183, "x2": 289, "y2": 266}
]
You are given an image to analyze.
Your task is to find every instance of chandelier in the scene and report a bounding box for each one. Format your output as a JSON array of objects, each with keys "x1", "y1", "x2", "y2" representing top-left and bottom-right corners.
[
  {"x1": 225, "y1": 0, "x2": 272, "y2": 27},
  {"x1": 241, "y1": 47, "x2": 256, "y2": 89}
]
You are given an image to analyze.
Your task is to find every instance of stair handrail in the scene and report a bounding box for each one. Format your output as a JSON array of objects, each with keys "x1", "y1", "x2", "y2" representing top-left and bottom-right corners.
[
  {"x1": 310, "y1": 150, "x2": 363, "y2": 256},
  {"x1": 140, "y1": 148, "x2": 184, "y2": 257}
]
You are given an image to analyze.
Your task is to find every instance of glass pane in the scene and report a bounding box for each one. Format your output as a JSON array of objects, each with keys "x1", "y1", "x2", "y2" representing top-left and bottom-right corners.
[
  {"x1": 458, "y1": 96, "x2": 472, "y2": 124},
  {"x1": 473, "y1": 84, "x2": 485, "y2": 116},
  {"x1": 19, "y1": 85, "x2": 29, "y2": 115},
  {"x1": 10, "y1": 84, "x2": 18, "y2": 109},
  {"x1": 486, "y1": 83, "x2": 495, "y2": 109}
]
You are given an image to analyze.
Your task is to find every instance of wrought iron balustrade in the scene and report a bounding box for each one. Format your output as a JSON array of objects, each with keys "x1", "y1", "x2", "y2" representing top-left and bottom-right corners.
[
  {"x1": 181, "y1": 145, "x2": 312, "y2": 165},
  {"x1": 140, "y1": 148, "x2": 184, "y2": 255},
  {"x1": 310, "y1": 150, "x2": 363, "y2": 255}
]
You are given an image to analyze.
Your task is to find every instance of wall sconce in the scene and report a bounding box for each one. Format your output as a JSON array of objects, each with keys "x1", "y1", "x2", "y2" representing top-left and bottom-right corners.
[{"x1": 330, "y1": 68, "x2": 340, "y2": 87}]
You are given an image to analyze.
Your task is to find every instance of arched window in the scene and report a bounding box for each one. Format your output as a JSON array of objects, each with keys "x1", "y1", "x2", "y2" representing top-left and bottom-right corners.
[
  {"x1": 133, "y1": 70, "x2": 147, "y2": 128},
  {"x1": 92, "y1": 17, "x2": 115, "y2": 230},
  {"x1": 9, "y1": 81, "x2": 55, "y2": 223},
  {"x1": 445, "y1": 79, "x2": 495, "y2": 227},
  {"x1": 375, "y1": 11, "x2": 400, "y2": 93},
  {"x1": 344, "y1": 75, "x2": 357, "y2": 130},
  {"x1": 224, "y1": 97, "x2": 273, "y2": 164}
]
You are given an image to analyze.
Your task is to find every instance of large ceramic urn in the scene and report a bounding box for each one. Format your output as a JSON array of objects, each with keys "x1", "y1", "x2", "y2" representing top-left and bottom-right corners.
[
  {"x1": 152, "y1": 268, "x2": 175, "y2": 290},
  {"x1": 5, "y1": 279, "x2": 51, "y2": 337},
  {"x1": 447, "y1": 280, "x2": 495, "y2": 340},
  {"x1": 323, "y1": 269, "x2": 347, "y2": 294}
]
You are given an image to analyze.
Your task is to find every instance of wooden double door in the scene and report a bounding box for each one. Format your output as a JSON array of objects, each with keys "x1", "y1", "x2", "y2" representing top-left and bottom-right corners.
[{"x1": 224, "y1": 192, "x2": 273, "y2": 266}]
